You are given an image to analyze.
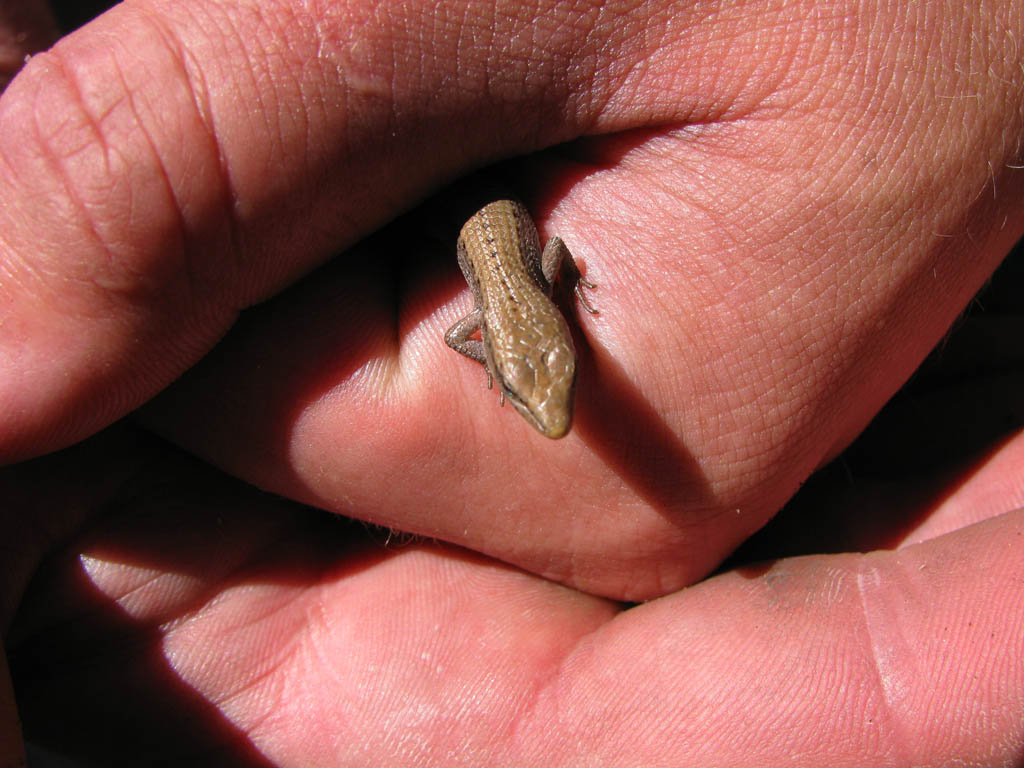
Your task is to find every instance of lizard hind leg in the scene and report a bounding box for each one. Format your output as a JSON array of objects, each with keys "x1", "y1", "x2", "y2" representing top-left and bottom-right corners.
[
  {"x1": 541, "y1": 236, "x2": 598, "y2": 314},
  {"x1": 445, "y1": 309, "x2": 496, "y2": 391}
]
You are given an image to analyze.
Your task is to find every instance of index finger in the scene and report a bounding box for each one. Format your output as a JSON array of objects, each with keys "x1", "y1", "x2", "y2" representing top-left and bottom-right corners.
[{"x1": 0, "y1": 0, "x2": 689, "y2": 463}]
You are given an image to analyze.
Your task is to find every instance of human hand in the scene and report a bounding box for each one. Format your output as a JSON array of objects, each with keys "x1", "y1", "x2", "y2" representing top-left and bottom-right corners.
[
  {"x1": 3, "y1": 0, "x2": 1024, "y2": 764},
  {"x1": 9, "y1": 418, "x2": 1024, "y2": 765}
]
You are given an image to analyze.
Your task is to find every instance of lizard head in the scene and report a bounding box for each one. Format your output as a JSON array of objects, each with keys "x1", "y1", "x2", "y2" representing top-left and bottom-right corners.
[{"x1": 497, "y1": 334, "x2": 578, "y2": 439}]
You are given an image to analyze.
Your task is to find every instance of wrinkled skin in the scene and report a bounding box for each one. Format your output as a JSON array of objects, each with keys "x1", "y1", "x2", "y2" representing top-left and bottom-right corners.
[{"x1": 2, "y1": 0, "x2": 1024, "y2": 765}]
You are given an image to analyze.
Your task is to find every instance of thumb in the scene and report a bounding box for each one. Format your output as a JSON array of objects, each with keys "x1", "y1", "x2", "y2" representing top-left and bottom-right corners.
[{"x1": 0, "y1": 0, "x2": 645, "y2": 463}]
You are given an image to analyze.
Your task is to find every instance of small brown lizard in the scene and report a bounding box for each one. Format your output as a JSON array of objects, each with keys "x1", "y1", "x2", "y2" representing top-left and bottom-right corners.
[{"x1": 445, "y1": 200, "x2": 596, "y2": 438}]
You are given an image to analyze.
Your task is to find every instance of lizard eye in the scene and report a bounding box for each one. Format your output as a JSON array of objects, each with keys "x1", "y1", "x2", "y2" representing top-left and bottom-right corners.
[
  {"x1": 500, "y1": 354, "x2": 535, "y2": 397},
  {"x1": 544, "y1": 342, "x2": 574, "y2": 379}
]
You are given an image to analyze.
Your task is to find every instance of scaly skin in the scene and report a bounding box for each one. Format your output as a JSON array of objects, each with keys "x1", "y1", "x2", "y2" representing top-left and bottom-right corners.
[{"x1": 445, "y1": 200, "x2": 583, "y2": 439}]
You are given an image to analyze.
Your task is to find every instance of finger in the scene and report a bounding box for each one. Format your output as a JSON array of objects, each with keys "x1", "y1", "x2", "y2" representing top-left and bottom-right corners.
[
  {"x1": 546, "y1": 511, "x2": 1024, "y2": 766},
  {"x1": 0, "y1": 425, "x2": 157, "y2": 633},
  {"x1": 11, "y1": 463, "x2": 1024, "y2": 765},
  {"x1": 7, "y1": 447, "x2": 617, "y2": 761},
  {"x1": 143, "y1": 0, "x2": 1023, "y2": 582},
  {"x1": 0, "y1": 0, "x2": 701, "y2": 463}
]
